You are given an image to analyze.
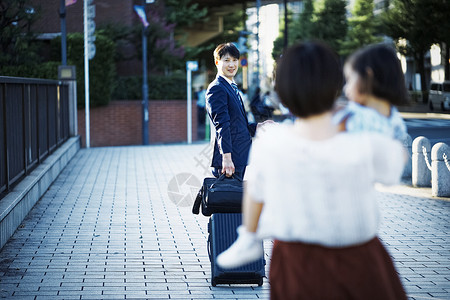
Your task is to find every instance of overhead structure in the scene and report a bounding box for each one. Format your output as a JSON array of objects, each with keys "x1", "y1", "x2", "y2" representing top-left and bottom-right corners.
[{"x1": 182, "y1": 0, "x2": 284, "y2": 47}]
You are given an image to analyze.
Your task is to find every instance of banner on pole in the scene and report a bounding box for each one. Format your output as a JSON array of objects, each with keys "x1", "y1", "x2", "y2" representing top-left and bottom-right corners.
[
  {"x1": 134, "y1": 5, "x2": 149, "y2": 28},
  {"x1": 65, "y1": 0, "x2": 77, "y2": 6}
]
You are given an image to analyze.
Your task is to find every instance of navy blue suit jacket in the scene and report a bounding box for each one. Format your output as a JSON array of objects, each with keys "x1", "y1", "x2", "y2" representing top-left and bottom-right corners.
[{"x1": 206, "y1": 76, "x2": 257, "y2": 169}]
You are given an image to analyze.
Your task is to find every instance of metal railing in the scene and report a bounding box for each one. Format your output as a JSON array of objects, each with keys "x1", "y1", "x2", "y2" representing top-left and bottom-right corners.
[{"x1": 0, "y1": 76, "x2": 70, "y2": 198}]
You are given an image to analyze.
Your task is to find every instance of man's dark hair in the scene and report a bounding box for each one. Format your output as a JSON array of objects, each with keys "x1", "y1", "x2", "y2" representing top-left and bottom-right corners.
[
  {"x1": 214, "y1": 43, "x2": 240, "y2": 61},
  {"x1": 346, "y1": 44, "x2": 408, "y2": 106},
  {"x1": 275, "y1": 41, "x2": 343, "y2": 118}
]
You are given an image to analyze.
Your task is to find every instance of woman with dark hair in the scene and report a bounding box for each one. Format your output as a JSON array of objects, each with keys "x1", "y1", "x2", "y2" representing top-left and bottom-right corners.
[{"x1": 217, "y1": 41, "x2": 407, "y2": 299}]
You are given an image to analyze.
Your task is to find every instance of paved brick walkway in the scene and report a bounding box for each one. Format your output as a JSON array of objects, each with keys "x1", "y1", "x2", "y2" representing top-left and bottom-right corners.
[{"x1": 0, "y1": 143, "x2": 449, "y2": 300}]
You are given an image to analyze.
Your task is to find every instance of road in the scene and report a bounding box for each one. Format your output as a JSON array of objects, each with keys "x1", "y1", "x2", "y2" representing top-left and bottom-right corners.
[{"x1": 402, "y1": 114, "x2": 450, "y2": 146}]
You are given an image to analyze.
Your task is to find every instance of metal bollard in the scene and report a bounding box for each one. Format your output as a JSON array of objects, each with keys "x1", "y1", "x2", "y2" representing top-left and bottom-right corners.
[
  {"x1": 402, "y1": 134, "x2": 412, "y2": 179},
  {"x1": 412, "y1": 136, "x2": 431, "y2": 187},
  {"x1": 431, "y1": 142, "x2": 450, "y2": 197}
]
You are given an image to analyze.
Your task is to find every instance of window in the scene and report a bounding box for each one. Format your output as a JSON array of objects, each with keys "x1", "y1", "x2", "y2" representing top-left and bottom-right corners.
[
  {"x1": 430, "y1": 83, "x2": 440, "y2": 91},
  {"x1": 443, "y1": 83, "x2": 450, "y2": 93}
]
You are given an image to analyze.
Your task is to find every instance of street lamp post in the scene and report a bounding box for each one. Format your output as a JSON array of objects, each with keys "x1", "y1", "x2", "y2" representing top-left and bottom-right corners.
[
  {"x1": 142, "y1": 24, "x2": 149, "y2": 145},
  {"x1": 186, "y1": 61, "x2": 198, "y2": 144},
  {"x1": 133, "y1": 2, "x2": 152, "y2": 145}
]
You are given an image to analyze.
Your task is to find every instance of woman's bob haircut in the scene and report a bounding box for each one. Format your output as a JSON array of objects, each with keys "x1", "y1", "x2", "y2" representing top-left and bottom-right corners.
[{"x1": 275, "y1": 41, "x2": 343, "y2": 118}]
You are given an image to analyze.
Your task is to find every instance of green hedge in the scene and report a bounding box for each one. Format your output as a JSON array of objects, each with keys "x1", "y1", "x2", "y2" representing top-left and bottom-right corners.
[
  {"x1": 113, "y1": 73, "x2": 187, "y2": 100},
  {"x1": 1, "y1": 33, "x2": 116, "y2": 109},
  {"x1": 50, "y1": 33, "x2": 116, "y2": 108},
  {"x1": 1, "y1": 32, "x2": 187, "y2": 105},
  {"x1": 0, "y1": 61, "x2": 60, "y2": 80}
]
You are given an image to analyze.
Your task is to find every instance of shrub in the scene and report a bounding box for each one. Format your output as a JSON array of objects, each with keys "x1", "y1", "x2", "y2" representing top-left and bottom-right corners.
[
  {"x1": 0, "y1": 61, "x2": 60, "y2": 79},
  {"x1": 51, "y1": 33, "x2": 116, "y2": 108},
  {"x1": 113, "y1": 72, "x2": 187, "y2": 100}
]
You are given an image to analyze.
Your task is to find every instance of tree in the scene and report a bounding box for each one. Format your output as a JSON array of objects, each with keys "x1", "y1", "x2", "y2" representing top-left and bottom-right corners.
[
  {"x1": 272, "y1": 0, "x2": 315, "y2": 60},
  {"x1": 0, "y1": 0, "x2": 39, "y2": 66},
  {"x1": 433, "y1": 1, "x2": 450, "y2": 80},
  {"x1": 272, "y1": 0, "x2": 346, "y2": 59},
  {"x1": 292, "y1": 0, "x2": 315, "y2": 43},
  {"x1": 50, "y1": 33, "x2": 116, "y2": 108},
  {"x1": 163, "y1": 0, "x2": 209, "y2": 64},
  {"x1": 339, "y1": 0, "x2": 382, "y2": 57},
  {"x1": 272, "y1": 8, "x2": 294, "y2": 60},
  {"x1": 311, "y1": 0, "x2": 347, "y2": 53},
  {"x1": 164, "y1": 0, "x2": 207, "y2": 29},
  {"x1": 98, "y1": 1, "x2": 207, "y2": 74},
  {"x1": 382, "y1": 0, "x2": 442, "y2": 101},
  {"x1": 145, "y1": 7, "x2": 186, "y2": 72}
]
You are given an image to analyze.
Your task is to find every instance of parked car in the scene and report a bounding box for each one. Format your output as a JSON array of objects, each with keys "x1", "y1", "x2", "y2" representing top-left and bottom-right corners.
[{"x1": 429, "y1": 81, "x2": 450, "y2": 111}]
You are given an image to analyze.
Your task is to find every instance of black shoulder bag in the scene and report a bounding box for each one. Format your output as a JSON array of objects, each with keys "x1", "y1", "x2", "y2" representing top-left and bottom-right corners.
[{"x1": 192, "y1": 174, "x2": 244, "y2": 216}]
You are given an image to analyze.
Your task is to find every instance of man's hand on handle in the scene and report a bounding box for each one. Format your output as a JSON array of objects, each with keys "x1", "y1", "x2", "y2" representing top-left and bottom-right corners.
[{"x1": 222, "y1": 153, "x2": 235, "y2": 177}]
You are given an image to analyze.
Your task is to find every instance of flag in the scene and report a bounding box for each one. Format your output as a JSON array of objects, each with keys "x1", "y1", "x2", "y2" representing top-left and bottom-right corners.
[
  {"x1": 133, "y1": 5, "x2": 149, "y2": 28},
  {"x1": 65, "y1": 0, "x2": 77, "y2": 6}
]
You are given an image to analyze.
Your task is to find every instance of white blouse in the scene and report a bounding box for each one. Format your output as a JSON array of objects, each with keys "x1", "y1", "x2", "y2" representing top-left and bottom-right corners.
[{"x1": 245, "y1": 124, "x2": 405, "y2": 247}]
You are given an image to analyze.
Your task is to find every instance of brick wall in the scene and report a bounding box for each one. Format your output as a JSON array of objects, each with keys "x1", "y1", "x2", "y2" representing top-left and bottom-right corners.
[
  {"x1": 31, "y1": 0, "x2": 136, "y2": 34},
  {"x1": 77, "y1": 100, "x2": 198, "y2": 147}
]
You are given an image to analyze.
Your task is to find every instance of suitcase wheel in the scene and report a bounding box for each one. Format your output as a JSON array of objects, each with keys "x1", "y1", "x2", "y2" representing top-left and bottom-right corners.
[
  {"x1": 211, "y1": 279, "x2": 217, "y2": 287},
  {"x1": 258, "y1": 278, "x2": 263, "y2": 286}
]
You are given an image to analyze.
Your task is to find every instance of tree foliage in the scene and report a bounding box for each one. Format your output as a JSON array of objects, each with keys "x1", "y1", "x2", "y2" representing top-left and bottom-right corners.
[
  {"x1": 164, "y1": 0, "x2": 208, "y2": 29},
  {"x1": 272, "y1": 0, "x2": 347, "y2": 59},
  {"x1": 145, "y1": 8, "x2": 185, "y2": 72},
  {"x1": 432, "y1": 1, "x2": 450, "y2": 80},
  {"x1": 381, "y1": 0, "x2": 445, "y2": 98},
  {"x1": 272, "y1": 1, "x2": 316, "y2": 60},
  {"x1": 98, "y1": 1, "x2": 208, "y2": 73},
  {"x1": 340, "y1": 0, "x2": 382, "y2": 57},
  {"x1": 311, "y1": 0, "x2": 347, "y2": 53},
  {"x1": 50, "y1": 33, "x2": 116, "y2": 108},
  {"x1": 292, "y1": 0, "x2": 315, "y2": 43},
  {"x1": 271, "y1": 8, "x2": 293, "y2": 60},
  {"x1": 0, "y1": 0, "x2": 40, "y2": 66}
]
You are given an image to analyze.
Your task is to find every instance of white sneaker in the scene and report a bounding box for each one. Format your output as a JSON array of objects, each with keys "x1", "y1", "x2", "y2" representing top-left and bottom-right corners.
[{"x1": 216, "y1": 225, "x2": 264, "y2": 269}]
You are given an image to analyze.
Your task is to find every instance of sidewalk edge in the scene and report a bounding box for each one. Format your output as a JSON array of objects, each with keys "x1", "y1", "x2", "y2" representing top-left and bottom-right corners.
[{"x1": 0, "y1": 136, "x2": 80, "y2": 250}]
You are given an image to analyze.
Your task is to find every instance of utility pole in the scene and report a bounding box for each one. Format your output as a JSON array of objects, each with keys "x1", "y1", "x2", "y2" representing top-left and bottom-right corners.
[{"x1": 60, "y1": 0, "x2": 67, "y2": 65}]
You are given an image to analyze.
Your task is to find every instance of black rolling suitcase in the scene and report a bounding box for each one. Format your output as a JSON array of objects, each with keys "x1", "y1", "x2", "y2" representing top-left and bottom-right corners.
[{"x1": 208, "y1": 212, "x2": 265, "y2": 286}]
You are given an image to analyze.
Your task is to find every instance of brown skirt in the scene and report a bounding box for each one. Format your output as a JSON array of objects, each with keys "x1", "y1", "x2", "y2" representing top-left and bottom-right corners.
[{"x1": 269, "y1": 237, "x2": 407, "y2": 300}]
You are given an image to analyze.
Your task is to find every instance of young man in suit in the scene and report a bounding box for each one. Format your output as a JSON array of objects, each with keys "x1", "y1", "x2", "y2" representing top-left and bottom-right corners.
[{"x1": 206, "y1": 43, "x2": 271, "y2": 178}]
